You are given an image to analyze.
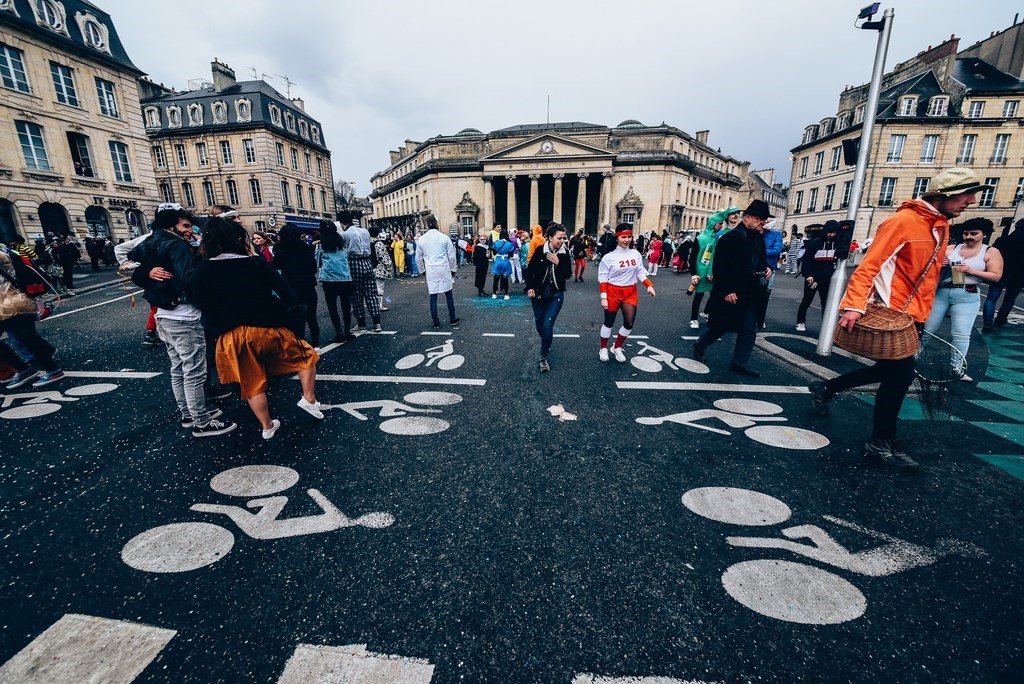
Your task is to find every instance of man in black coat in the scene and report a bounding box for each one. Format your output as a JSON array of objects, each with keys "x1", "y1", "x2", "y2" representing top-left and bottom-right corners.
[
  {"x1": 692, "y1": 200, "x2": 773, "y2": 378},
  {"x1": 983, "y1": 218, "x2": 1024, "y2": 331}
]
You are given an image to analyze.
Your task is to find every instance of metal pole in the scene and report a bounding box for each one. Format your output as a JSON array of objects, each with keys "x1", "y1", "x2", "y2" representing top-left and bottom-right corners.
[{"x1": 817, "y1": 7, "x2": 894, "y2": 356}]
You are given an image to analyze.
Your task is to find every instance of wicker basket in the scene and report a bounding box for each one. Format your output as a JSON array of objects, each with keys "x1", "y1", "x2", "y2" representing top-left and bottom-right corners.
[{"x1": 833, "y1": 302, "x2": 919, "y2": 360}]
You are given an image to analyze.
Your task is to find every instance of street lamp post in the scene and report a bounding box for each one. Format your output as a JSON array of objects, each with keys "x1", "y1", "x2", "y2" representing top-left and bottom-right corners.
[{"x1": 817, "y1": 5, "x2": 894, "y2": 356}]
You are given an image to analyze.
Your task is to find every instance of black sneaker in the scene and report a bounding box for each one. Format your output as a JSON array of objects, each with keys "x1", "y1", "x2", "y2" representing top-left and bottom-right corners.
[
  {"x1": 809, "y1": 380, "x2": 832, "y2": 416},
  {"x1": 981, "y1": 325, "x2": 993, "y2": 333},
  {"x1": 181, "y1": 407, "x2": 223, "y2": 429},
  {"x1": 192, "y1": 418, "x2": 238, "y2": 438},
  {"x1": 450, "y1": 318, "x2": 461, "y2": 328},
  {"x1": 432, "y1": 320, "x2": 442, "y2": 329},
  {"x1": 141, "y1": 332, "x2": 162, "y2": 348},
  {"x1": 730, "y1": 364, "x2": 761, "y2": 379},
  {"x1": 692, "y1": 343, "x2": 706, "y2": 364},
  {"x1": 864, "y1": 438, "x2": 919, "y2": 472}
]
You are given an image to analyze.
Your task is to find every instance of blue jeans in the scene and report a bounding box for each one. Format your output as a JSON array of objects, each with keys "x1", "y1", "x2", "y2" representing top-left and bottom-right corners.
[
  {"x1": 925, "y1": 286, "x2": 978, "y2": 361},
  {"x1": 430, "y1": 290, "x2": 456, "y2": 324},
  {"x1": 983, "y1": 283, "x2": 1023, "y2": 325},
  {"x1": 531, "y1": 291, "x2": 564, "y2": 359}
]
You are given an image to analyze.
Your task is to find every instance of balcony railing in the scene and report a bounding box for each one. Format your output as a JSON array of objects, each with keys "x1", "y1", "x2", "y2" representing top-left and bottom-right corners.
[{"x1": 955, "y1": 155, "x2": 974, "y2": 164}]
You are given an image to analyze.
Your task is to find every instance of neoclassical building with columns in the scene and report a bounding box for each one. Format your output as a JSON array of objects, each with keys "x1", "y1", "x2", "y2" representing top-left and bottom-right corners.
[{"x1": 370, "y1": 121, "x2": 749, "y2": 236}]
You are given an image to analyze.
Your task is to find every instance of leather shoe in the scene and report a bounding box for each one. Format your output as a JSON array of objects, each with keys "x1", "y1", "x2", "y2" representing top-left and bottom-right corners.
[
  {"x1": 730, "y1": 365, "x2": 761, "y2": 378},
  {"x1": 692, "y1": 343, "x2": 706, "y2": 364}
]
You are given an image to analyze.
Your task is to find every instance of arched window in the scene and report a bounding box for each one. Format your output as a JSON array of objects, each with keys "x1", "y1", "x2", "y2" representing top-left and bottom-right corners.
[
  {"x1": 188, "y1": 103, "x2": 203, "y2": 126},
  {"x1": 167, "y1": 106, "x2": 181, "y2": 128},
  {"x1": 212, "y1": 101, "x2": 227, "y2": 124}
]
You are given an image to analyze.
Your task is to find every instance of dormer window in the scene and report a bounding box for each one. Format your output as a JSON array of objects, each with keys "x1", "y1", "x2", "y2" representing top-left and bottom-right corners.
[
  {"x1": 311, "y1": 124, "x2": 320, "y2": 144},
  {"x1": 298, "y1": 119, "x2": 309, "y2": 139},
  {"x1": 74, "y1": 11, "x2": 110, "y2": 54},
  {"x1": 836, "y1": 112, "x2": 850, "y2": 129},
  {"x1": 234, "y1": 98, "x2": 251, "y2": 122},
  {"x1": 32, "y1": 0, "x2": 67, "y2": 36},
  {"x1": 144, "y1": 106, "x2": 160, "y2": 128},
  {"x1": 284, "y1": 111, "x2": 295, "y2": 133},
  {"x1": 897, "y1": 96, "x2": 917, "y2": 116},
  {"x1": 187, "y1": 103, "x2": 203, "y2": 126},
  {"x1": 212, "y1": 101, "x2": 227, "y2": 124},
  {"x1": 928, "y1": 96, "x2": 948, "y2": 117},
  {"x1": 269, "y1": 103, "x2": 281, "y2": 127},
  {"x1": 802, "y1": 125, "x2": 818, "y2": 144},
  {"x1": 854, "y1": 104, "x2": 866, "y2": 124},
  {"x1": 818, "y1": 119, "x2": 833, "y2": 136},
  {"x1": 167, "y1": 105, "x2": 181, "y2": 128}
]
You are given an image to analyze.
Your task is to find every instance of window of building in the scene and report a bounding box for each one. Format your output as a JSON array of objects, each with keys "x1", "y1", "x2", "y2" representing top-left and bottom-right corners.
[
  {"x1": 16, "y1": 121, "x2": 49, "y2": 170},
  {"x1": 226, "y1": 179, "x2": 239, "y2": 206},
  {"x1": 160, "y1": 182, "x2": 173, "y2": 204},
  {"x1": 967, "y1": 101, "x2": 985, "y2": 118},
  {"x1": 95, "y1": 78, "x2": 118, "y2": 118},
  {"x1": 243, "y1": 138, "x2": 256, "y2": 164},
  {"x1": 82, "y1": 19, "x2": 106, "y2": 51},
  {"x1": 49, "y1": 62, "x2": 78, "y2": 106},
  {"x1": 920, "y1": 134, "x2": 939, "y2": 163},
  {"x1": 837, "y1": 112, "x2": 849, "y2": 129},
  {"x1": 808, "y1": 188, "x2": 819, "y2": 212},
  {"x1": 296, "y1": 183, "x2": 304, "y2": 209},
  {"x1": 304, "y1": 151, "x2": 312, "y2": 174},
  {"x1": 175, "y1": 144, "x2": 187, "y2": 168},
  {"x1": 316, "y1": 156, "x2": 323, "y2": 177},
  {"x1": 1003, "y1": 100, "x2": 1019, "y2": 118},
  {"x1": 823, "y1": 184, "x2": 835, "y2": 210},
  {"x1": 793, "y1": 190, "x2": 803, "y2": 214},
  {"x1": 1, "y1": 44, "x2": 31, "y2": 93},
  {"x1": 802, "y1": 126, "x2": 817, "y2": 144},
  {"x1": 992, "y1": 134, "x2": 1010, "y2": 163},
  {"x1": 235, "y1": 98, "x2": 251, "y2": 122},
  {"x1": 249, "y1": 178, "x2": 262, "y2": 205},
  {"x1": 220, "y1": 140, "x2": 232, "y2": 165},
  {"x1": 195, "y1": 142, "x2": 208, "y2": 166},
  {"x1": 886, "y1": 134, "x2": 906, "y2": 163},
  {"x1": 841, "y1": 180, "x2": 853, "y2": 209},
  {"x1": 276, "y1": 143, "x2": 285, "y2": 166},
  {"x1": 1017, "y1": 177, "x2": 1024, "y2": 205},
  {"x1": 298, "y1": 120, "x2": 309, "y2": 139},
  {"x1": 188, "y1": 103, "x2": 203, "y2": 126},
  {"x1": 799, "y1": 156, "x2": 808, "y2": 179},
  {"x1": 854, "y1": 105, "x2": 865, "y2": 124},
  {"x1": 181, "y1": 181, "x2": 195, "y2": 207},
  {"x1": 284, "y1": 112, "x2": 295, "y2": 133},
  {"x1": 290, "y1": 148, "x2": 298, "y2": 170},
  {"x1": 320, "y1": 190, "x2": 328, "y2": 212},
  {"x1": 878, "y1": 177, "x2": 896, "y2": 207},
  {"x1": 956, "y1": 134, "x2": 976, "y2": 164},
  {"x1": 898, "y1": 96, "x2": 916, "y2": 116},
  {"x1": 460, "y1": 215, "x2": 474, "y2": 233},
  {"x1": 167, "y1": 106, "x2": 181, "y2": 128},
  {"x1": 212, "y1": 101, "x2": 226, "y2": 124},
  {"x1": 813, "y1": 151, "x2": 824, "y2": 175},
  {"x1": 67, "y1": 132, "x2": 93, "y2": 176},
  {"x1": 913, "y1": 177, "x2": 929, "y2": 197},
  {"x1": 255, "y1": 220, "x2": 267, "y2": 232},
  {"x1": 144, "y1": 106, "x2": 160, "y2": 128},
  {"x1": 311, "y1": 125, "x2": 321, "y2": 144},
  {"x1": 269, "y1": 104, "x2": 281, "y2": 127},
  {"x1": 33, "y1": 0, "x2": 65, "y2": 32},
  {"x1": 203, "y1": 180, "x2": 215, "y2": 207},
  {"x1": 281, "y1": 181, "x2": 293, "y2": 207},
  {"x1": 108, "y1": 141, "x2": 132, "y2": 182},
  {"x1": 928, "y1": 96, "x2": 948, "y2": 117},
  {"x1": 829, "y1": 146, "x2": 841, "y2": 172},
  {"x1": 979, "y1": 178, "x2": 999, "y2": 208},
  {"x1": 152, "y1": 145, "x2": 166, "y2": 169},
  {"x1": 308, "y1": 186, "x2": 316, "y2": 210}
]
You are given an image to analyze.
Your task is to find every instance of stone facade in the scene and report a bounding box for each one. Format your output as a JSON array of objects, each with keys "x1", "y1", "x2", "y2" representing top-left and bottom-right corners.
[
  {"x1": 0, "y1": 0, "x2": 159, "y2": 242},
  {"x1": 788, "y1": 21, "x2": 1024, "y2": 239},
  {"x1": 740, "y1": 168, "x2": 788, "y2": 229},
  {"x1": 370, "y1": 121, "x2": 749, "y2": 236}
]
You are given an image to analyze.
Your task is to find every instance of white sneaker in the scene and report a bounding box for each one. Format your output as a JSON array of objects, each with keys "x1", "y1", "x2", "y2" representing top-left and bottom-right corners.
[
  {"x1": 491, "y1": 294, "x2": 497, "y2": 299},
  {"x1": 503, "y1": 294, "x2": 510, "y2": 300},
  {"x1": 599, "y1": 348, "x2": 609, "y2": 362},
  {"x1": 689, "y1": 319, "x2": 699, "y2": 329},
  {"x1": 612, "y1": 346, "x2": 626, "y2": 363},
  {"x1": 960, "y1": 374, "x2": 973, "y2": 382},
  {"x1": 796, "y1": 323, "x2": 807, "y2": 332},
  {"x1": 699, "y1": 312, "x2": 709, "y2": 320},
  {"x1": 297, "y1": 397, "x2": 324, "y2": 419},
  {"x1": 262, "y1": 419, "x2": 281, "y2": 440}
]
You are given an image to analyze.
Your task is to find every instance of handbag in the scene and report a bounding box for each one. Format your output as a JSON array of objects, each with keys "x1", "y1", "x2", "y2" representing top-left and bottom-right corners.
[
  {"x1": 833, "y1": 239, "x2": 941, "y2": 360},
  {"x1": 536, "y1": 260, "x2": 559, "y2": 300}
]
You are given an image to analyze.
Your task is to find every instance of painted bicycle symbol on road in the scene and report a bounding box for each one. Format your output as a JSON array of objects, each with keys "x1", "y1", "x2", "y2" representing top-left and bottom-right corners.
[
  {"x1": 395, "y1": 339, "x2": 465, "y2": 371},
  {"x1": 629, "y1": 341, "x2": 709, "y2": 374},
  {"x1": 121, "y1": 465, "x2": 394, "y2": 574},
  {"x1": 682, "y1": 487, "x2": 986, "y2": 625},
  {"x1": 0, "y1": 383, "x2": 118, "y2": 420},
  {"x1": 326, "y1": 391, "x2": 463, "y2": 436}
]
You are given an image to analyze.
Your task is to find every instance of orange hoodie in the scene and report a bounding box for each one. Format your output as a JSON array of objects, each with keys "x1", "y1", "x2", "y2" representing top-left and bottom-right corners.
[
  {"x1": 840, "y1": 199, "x2": 948, "y2": 323},
  {"x1": 527, "y1": 225, "x2": 545, "y2": 262}
]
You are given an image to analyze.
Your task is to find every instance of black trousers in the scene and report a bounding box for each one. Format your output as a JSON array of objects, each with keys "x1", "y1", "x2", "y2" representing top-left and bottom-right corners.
[
  {"x1": 61, "y1": 266, "x2": 74, "y2": 289},
  {"x1": 322, "y1": 281, "x2": 354, "y2": 335},
  {"x1": 474, "y1": 263, "x2": 489, "y2": 292},
  {"x1": 824, "y1": 356, "x2": 915, "y2": 440},
  {"x1": 0, "y1": 314, "x2": 58, "y2": 372},
  {"x1": 289, "y1": 286, "x2": 320, "y2": 347},
  {"x1": 797, "y1": 281, "x2": 830, "y2": 324}
]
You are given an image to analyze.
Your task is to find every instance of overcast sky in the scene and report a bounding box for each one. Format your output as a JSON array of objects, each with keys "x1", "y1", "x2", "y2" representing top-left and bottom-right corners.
[{"x1": 102, "y1": 0, "x2": 1021, "y2": 195}]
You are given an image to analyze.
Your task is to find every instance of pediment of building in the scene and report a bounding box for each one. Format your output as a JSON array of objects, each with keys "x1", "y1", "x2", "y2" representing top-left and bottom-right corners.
[{"x1": 480, "y1": 134, "x2": 613, "y2": 162}]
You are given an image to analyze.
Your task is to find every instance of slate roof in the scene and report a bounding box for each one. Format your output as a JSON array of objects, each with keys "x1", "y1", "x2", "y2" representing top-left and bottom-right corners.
[
  {"x1": 493, "y1": 122, "x2": 606, "y2": 133},
  {"x1": 952, "y1": 57, "x2": 1024, "y2": 93}
]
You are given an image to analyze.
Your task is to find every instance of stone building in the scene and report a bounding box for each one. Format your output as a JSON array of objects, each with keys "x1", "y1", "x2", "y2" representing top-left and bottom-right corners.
[
  {"x1": 740, "y1": 168, "x2": 788, "y2": 229},
  {"x1": 140, "y1": 61, "x2": 335, "y2": 234},
  {"x1": 788, "y1": 20, "x2": 1024, "y2": 239},
  {"x1": 369, "y1": 121, "x2": 749, "y2": 237},
  {"x1": 0, "y1": 0, "x2": 159, "y2": 242}
]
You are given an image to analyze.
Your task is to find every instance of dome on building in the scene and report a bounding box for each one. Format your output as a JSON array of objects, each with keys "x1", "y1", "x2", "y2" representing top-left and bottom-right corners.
[
  {"x1": 455, "y1": 127, "x2": 483, "y2": 136},
  {"x1": 617, "y1": 119, "x2": 645, "y2": 129}
]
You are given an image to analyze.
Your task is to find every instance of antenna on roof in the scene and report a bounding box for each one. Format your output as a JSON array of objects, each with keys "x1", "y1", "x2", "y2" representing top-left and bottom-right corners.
[
  {"x1": 546, "y1": 95, "x2": 550, "y2": 124},
  {"x1": 272, "y1": 73, "x2": 296, "y2": 97},
  {"x1": 246, "y1": 66, "x2": 258, "y2": 80}
]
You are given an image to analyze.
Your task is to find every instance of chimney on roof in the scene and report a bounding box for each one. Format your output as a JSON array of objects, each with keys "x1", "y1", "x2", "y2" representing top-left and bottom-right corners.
[
  {"x1": 211, "y1": 60, "x2": 235, "y2": 92},
  {"x1": 291, "y1": 98, "x2": 305, "y2": 112},
  {"x1": 695, "y1": 130, "x2": 709, "y2": 146}
]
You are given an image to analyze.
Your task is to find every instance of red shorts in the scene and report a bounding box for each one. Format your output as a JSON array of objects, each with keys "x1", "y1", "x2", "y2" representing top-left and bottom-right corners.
[{"x1": 605, "y1": 284, "x2": 639, "y2": 312}]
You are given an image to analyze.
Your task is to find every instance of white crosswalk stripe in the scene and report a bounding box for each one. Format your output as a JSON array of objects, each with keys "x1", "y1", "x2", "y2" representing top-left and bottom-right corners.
[{"x1": 277, "y1": 643, "x2": 435, "y2": 683}]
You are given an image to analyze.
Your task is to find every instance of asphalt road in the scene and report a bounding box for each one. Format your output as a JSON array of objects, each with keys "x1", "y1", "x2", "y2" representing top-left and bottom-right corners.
[{"x1": 1, "y1": 261, "x2": 1022, "y2": 683}]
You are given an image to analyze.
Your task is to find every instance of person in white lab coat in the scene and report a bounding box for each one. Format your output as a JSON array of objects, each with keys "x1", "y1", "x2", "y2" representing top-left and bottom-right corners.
[{"x1": 415, "y1": 215, "x2": 461, "y2": 329}]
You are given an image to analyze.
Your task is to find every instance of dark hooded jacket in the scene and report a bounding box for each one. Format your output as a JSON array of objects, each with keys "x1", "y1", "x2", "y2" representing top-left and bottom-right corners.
[
  {"x1": 707, "y1": 221, "x2": 768, "y2": 331},
  {"x1": 128, "y1": 228, "x2": 198, "y2": 309}
]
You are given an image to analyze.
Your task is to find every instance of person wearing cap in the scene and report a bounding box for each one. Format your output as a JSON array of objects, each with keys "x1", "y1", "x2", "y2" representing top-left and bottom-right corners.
[
  {"x1": 692, "y1": 199, "x2": 774, "y2": 378},
  {"x1": 809, "y1": 167, "x2": 987, "y2": 472},
  {"x1": 597, "y1": 223, "x2": 656, "y2": 363},
  {"x1": 795, "y1": 220, "x2": 842, "y2": 332}
]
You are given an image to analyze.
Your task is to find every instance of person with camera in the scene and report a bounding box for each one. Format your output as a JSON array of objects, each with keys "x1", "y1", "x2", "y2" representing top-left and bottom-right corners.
[
  {"x1": 692, "y1": 200, "x2": 774, "y2": 378},
  {"x1": 525, "y1": 223, "x2": 572, "y2": 372}
]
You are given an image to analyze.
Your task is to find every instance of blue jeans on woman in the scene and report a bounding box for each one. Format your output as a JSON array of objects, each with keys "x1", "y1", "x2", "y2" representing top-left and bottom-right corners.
[
  {"x1": 924, "y1": 286, "x2": 978, "y2": 371},
  {"x1": 531, "y1": 291, "x2": 564, "y2": 359}
]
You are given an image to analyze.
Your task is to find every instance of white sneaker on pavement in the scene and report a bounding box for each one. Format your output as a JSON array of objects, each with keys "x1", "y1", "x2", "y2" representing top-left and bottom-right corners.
[
  {"x1": 796, "y1": 323, "x2": 807, "y2": 332},
  {"x1": 689, "y1": 320, "x2": 699, "y2": 329},
  {"x1": 599, "y1": 348, "x2": 609, "y2": 362},
  {"x1": 262, "y1": 419, "x2": 281, "y2": 440},
  {"x1": 297, "y1": 397, "x2": 324, "y2": 419},
  {"x1": 612, "y1": 346, "x2": 626, "y2": 363}
]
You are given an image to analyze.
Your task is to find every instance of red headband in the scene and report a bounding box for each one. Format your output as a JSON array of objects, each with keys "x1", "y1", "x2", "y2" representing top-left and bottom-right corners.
[{"x1": 615, "y1": 226, "x2": 633, "y2": 237}]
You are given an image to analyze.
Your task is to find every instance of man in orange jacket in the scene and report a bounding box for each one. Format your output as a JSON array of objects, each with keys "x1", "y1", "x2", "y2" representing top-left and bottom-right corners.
[{"x1": 808, "y1": 168, "x2": 988, "y2": 472}]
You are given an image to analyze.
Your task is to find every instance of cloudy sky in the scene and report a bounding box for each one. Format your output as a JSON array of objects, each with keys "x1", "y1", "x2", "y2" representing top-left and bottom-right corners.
[{"x1": 102, "y1": 0, "x2": 1021, "y2": 195}]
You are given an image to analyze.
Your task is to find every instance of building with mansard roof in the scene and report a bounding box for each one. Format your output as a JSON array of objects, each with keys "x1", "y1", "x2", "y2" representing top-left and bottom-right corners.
[
  {"x1": 369, "y1": 120, "x2": 749, "y2": 237},
  {"x1": 788, "y1": 20, "x2": 1024, "y2": 239},
  {"x1": 0, "y1": 0, "x2": 159, "y2": 241},
  {"x1": 140, "y1": 61, "x2": 335, "y2": 234}
]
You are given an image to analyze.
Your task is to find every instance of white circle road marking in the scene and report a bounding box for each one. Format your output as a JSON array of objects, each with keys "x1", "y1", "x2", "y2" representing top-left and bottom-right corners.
[
  {"x1": 63, "y1": 383, "x2": 119, "y2": 396},
  {"x1": 435, "y1": 355, "x2": 465, "y2": 371},
  {"x1": 402, "y1": 391, "x2": 463, "y2": 406},
  {"x1": 682, "y1": 487, "x2": 792, "y2": 526},
  {"x1": 722, "y1": 559, "x2": 867, "y2": 625},
  {"x1": 394, "y1": 354, "x2": 425, "y2": 370},
  {"x1": 674, "y1": 358, "x2": 710, "y2": 374},
  {"x1": 745, "y1": 425, "x2": 831, "y2": 450},
  {"x1": 210, "y1": 465, "x2": 300, "y2": 498},
  {"x1": 713, "y1": 398, "x2": 783, "y2": 415},
  {"x1": 121, "y1": 522, "x2": 234, "y2": 573},
  {"x1": 1, "y1": 403, "x2": 63, "y2": 419},
  {"x1": 379, "y1": 416, "x2": 451, "y2": 435},
  {"x1": 630, "y1": 357, "x2": 664, "y2": 373}
]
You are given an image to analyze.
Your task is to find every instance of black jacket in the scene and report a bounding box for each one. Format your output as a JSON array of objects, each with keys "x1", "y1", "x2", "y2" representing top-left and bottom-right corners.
[
  {"x1": 194, "y1": 256, "x2": 300, "y2": 338},
  {"x1": 128, "y1": 229, "x2": 198, "y2": 309},
  {"x1": 800, "y1": 236, "x2": 838, "y2": 282},
  {"x1": 708, "y1": 223, "x2": 768, "y2": 331},
  {"x1": 472, "y1": 243, "x2": 490, "y2": 268},
  {"x1": 524, "y1": 244, "x2": 572, "y2": 294},
  {"x1": 993, "y1": 229, "x2": 1024, "y2": 287},
  {"x1": 272, "y1": 239, "x2": 317, "y2": 291}
]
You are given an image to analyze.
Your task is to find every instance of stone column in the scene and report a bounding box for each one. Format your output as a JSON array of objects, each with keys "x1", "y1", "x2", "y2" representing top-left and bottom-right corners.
[
  {"x1": 575, "y1": 172, "x2": 589, "y2": 232},
  {"x1": 528, "y1": 174, "x2": 541, "y2": 228},
  {"x1": 505, "y1": 175, "x2": 517, "y2": 231},
  {"x1": 601, "y1": 171, "x2": 613, "y2": 227},
  {"x1": 482, "y1": 176, "x2": 493, "y2": 233},
  {"x1": 552, "y1": 173, "x2": 564, "y2": 224}
]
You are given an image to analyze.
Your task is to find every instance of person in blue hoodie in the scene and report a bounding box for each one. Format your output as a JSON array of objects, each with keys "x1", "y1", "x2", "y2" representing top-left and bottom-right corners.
[{"x1": 757, "y1": 219, "x2": 785, "y2": 330}]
